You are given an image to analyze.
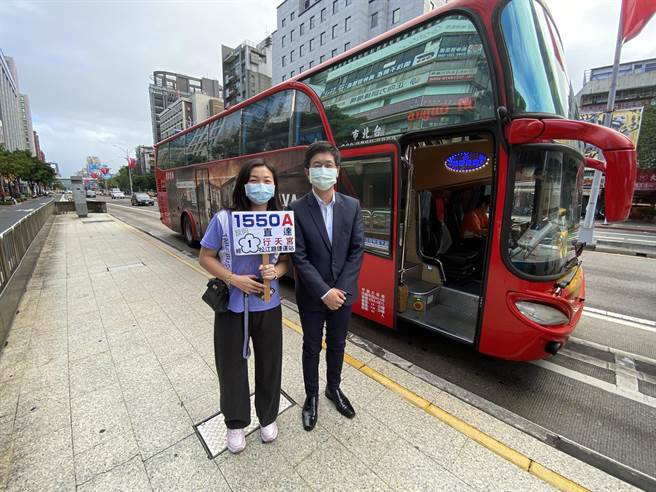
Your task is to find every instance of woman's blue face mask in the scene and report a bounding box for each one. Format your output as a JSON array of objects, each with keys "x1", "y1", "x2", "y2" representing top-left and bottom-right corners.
[{"x1": 245, "y1": 183, "x2": 275, "y2": 205}]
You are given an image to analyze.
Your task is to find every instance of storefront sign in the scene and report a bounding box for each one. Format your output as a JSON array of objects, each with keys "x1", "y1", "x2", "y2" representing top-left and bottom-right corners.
[{"x1": 636, "y1": 169, "x2": 656, "y2": 192}]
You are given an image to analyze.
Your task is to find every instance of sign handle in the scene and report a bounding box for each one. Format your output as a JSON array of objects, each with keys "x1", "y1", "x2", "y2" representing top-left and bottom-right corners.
[{"x1": 262, "y1": 253, "x2": 271, "y2": 303}]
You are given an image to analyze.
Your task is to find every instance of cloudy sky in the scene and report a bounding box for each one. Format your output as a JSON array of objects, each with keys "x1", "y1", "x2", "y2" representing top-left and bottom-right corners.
[{"x1": 1, "y1": 0, "x2": 655, "y2": 178}]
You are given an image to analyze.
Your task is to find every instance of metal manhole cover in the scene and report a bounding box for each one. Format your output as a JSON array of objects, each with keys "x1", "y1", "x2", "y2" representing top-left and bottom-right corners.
[{"x1": 194, "y1": 391, "x2": 294, "y2": 459}]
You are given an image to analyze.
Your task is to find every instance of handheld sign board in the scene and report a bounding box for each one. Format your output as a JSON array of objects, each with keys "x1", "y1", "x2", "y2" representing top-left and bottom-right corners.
[{"x1": 231, "y1": 211, "x2": 295, "y2": 303}]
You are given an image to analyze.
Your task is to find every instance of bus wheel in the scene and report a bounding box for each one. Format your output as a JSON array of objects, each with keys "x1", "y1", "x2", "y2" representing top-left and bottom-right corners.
[{"x1": 182, "y1": 215, "x2": 198, "y2": 247}]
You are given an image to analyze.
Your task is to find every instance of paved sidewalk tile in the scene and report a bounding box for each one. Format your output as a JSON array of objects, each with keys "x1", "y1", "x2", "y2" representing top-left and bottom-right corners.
[{"x1": 0, "y1": 215, "x2": 635, "y2": 491}]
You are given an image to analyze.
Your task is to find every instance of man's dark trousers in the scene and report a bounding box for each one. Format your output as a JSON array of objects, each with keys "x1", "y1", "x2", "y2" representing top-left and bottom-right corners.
[
  {"x1": 290, "y1": 191, "x2": 364, "y2": 398},
  {"x1": 299, "y1": 305, "x2": 352, "y2": 396}
]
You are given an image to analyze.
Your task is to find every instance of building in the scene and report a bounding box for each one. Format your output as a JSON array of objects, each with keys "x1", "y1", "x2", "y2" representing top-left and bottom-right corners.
[
  {"x1": 19, "y1": 94, "x2": 35, "y2": 156},
  {"x1": 148, "y1": 71, "x2": 222, "y2": 144},
  {"x1": 48, "y1": 162, "x2": 60, "y2": 177},
  {"x1": 222, "y1": 37, "x2": 272, "y2": 108},
  {"x1": 134, "y1": 145, "x2": 156, "y2": 175},
  {"x1": 191, "y1": 93, "x2": 224, "y2": 125},
  {"x1": 578, "y1": 57, "x2": 656, "y2": 221},
  {"x1": 159, "y1": 93, "x2": 224, "y2": 140},
  {"x1": 33, "y1": 130, "x2": 45, "y2": 162},
  {"x1": 0, "y1": 50, "x2": 23, "y2": 151},
  {"x1": 272, "y1": 0, "x2": 444, "y2": 84}
]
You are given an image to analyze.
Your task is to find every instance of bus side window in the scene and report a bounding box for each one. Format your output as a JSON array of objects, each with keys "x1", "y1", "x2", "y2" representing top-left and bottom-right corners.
[
  {"x1": 338, "y1": 156, "x2": 393, "y2": 256},
  {"x1": 243, "y1": 91, "x2": 293, "y2": 154},
  {"x1": 209, "y1": 110, "x2": 241, "y2": 160},
  {"x1": 185, "y1": 126, "x2": 209, "y2": 164},
  {"x1": 294, "y1": 91, "x2": 327, "y2": 145},
  {"x1": 169, "y1": 135, "x2": 185, "y2": 168},
  {"x1": 157, "y1": 143, "x2": 170, "y2": 170}
]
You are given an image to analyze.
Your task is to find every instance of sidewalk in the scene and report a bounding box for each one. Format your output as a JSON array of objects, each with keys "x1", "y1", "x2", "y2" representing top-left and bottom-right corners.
[
  {"x1": 0, "y1": 214, "x2": 636, "y2": 491},
  {"x1": 594, "y1": 220, "x2": 656, "y2": 234}
]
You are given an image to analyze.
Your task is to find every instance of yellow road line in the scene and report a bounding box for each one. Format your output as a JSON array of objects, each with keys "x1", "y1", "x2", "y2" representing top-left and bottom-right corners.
[{"x1": 117, "y1": 215, "x2": 589, "y2": 492}]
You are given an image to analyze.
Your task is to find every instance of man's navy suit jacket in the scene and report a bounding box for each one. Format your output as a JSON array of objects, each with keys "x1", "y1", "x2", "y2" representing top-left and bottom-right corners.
[{"x1": 290, "y1": 191, "x2": 364, "y2": 310}]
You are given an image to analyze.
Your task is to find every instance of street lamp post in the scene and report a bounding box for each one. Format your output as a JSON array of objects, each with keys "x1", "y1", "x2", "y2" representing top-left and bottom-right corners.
[{"x1": 110, "y1": 144, "x2": 134, "y2": 195}]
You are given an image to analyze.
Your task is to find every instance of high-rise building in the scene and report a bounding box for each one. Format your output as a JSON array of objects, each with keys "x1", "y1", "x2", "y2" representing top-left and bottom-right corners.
[
  {"x1": 0, "y1": 49, "x2": 23, "y2": 151},
  {"x1": 148, "y1": 71, "x2": 222, "y2": 144},
  {"x1": 159, "y1": 93, "x2": 225, "y2": 140},
  {"x1": 272, "y1": 0, "x2": 444, "y2": 84},
  {"x1": 135, "y1": 145, "x2": 156, "y2": 175},
  {"x1": 33, "y1": 130, "x2": 45, "y2": 162},
  {"x1": 222, "y1": 36, "x2": 273, "y2": 108},
  {"x1": 19, "y1": 94, "x2": 36, "y2": 156}
]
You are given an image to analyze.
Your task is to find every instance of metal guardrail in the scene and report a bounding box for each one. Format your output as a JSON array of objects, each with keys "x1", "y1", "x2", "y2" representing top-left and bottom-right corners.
[
  {"x1": 54, "y1": 200, "x2": 106, "y2": 214},
  {"x1": 0, "y1": 201, "x2": 55, "y2": 295}
]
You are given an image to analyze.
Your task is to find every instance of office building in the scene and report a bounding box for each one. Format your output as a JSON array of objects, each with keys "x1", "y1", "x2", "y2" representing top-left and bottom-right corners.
[
  {"x1": 159, "y1": 92, "x2": 224, "y2": 140},
  {"x1": 148, "y1": 71, "x2": 222, "y2": 144},
  {"x1": 19, "y1": 94, "x2": 36, "y2": 156},
  {"x1": 578, "y1": 58, "x2": 656, "y2": 221},
  {"x1": 33, "y1": 130, "x2": 45, "y2": 162},
  {"x1": 222, "y1": 37, "x2": 272, "y2": 108},
  {"x1": 0, "y1": 50, "x2": 23, "y2": 151},
  {"x1": 272, "y1": 0, "x2": 444, "y2": 83},
  {"x1": 135, "y1": 145, "x2": 156, "y2": 175}
]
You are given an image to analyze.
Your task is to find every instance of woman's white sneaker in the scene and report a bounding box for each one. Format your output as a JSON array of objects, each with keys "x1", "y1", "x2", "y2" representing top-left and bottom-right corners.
[
  {"x1": 226, "y1": 428, "x2": 246, "y2": 454},
  {"x1": 260, "y1": 422, "x2": 278, "y2": 443}
]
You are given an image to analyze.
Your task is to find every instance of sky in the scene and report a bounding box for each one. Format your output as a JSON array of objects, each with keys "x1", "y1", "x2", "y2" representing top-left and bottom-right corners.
[{"x1": 1, "y1": 0, "x2": 655, "y2": 179}]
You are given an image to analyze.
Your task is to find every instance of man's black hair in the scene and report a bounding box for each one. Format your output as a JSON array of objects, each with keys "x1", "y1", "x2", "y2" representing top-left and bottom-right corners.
[
  {"x1": 302, "y1": 141, "x2": 340, "y2": 168},
  {"x1": 231, "y1": 158, "x2": 282, "y2": 212}
]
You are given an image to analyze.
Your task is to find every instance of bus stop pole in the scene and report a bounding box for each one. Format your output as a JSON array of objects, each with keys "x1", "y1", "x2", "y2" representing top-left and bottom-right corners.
[{"x1": 579, "y1": 13, "x2": 623, "y2": 245}]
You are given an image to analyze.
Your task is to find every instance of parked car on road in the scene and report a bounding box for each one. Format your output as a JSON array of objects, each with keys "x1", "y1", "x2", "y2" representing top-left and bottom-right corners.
[
  {"x1": 131, "y1": 192, "x2": 154, "y2": 206},
  {"x1": 86, "y1": 189, "x2": 96, "y2": 198},
  {"x1": 110, "y1": 190, "x2": 125, "y2": 199}
]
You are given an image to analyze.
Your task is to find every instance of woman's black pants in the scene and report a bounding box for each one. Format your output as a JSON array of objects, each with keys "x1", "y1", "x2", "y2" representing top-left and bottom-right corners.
[{"x1": 213, "y1": 305, "x2": 282, "y2": 429}]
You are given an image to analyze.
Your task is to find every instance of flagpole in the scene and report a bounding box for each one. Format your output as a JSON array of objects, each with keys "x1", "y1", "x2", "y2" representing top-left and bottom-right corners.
[{"x1": 579, "y1": 7, "x2": 624, "y2": 245}]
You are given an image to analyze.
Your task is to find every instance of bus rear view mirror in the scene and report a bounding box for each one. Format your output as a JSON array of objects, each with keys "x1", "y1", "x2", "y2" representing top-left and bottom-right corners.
[{"x1": 506, "y1": 118, "x2": 637, "y2": 222}]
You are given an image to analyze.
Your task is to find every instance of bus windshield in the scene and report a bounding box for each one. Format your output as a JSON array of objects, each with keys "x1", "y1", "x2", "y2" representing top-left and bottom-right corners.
[
  {"x1": 500, "y1": 0, "x2": 572, "y2": 117},
  {"x1": 302, "y1": 14, "x2": 495, "y2": 146},
  {"x1": 506, "y1": 147, "x2": 584, "y2": 278}
]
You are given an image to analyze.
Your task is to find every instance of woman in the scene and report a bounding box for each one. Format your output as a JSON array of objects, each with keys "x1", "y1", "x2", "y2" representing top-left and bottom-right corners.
[{"x1": 199, "y1": 158, "x2": 289, "y2": 454}]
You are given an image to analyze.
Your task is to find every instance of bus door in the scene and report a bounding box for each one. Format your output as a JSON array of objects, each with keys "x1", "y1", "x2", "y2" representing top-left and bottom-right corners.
[
  {"x1": 194, "y1": 168, "x2": 211, "y2": 234},
  {"x1": 338, "y1": 144, "x2": 399, "y2": 329}
]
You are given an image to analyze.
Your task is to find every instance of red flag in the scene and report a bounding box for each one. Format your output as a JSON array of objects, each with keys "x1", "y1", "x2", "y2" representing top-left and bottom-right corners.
[
  {"x1": 127, "y1": 157, "x2": 137, "y2": 169},
  {"x1": 621, "y1": 0, "x2": 656, "y2": 43}
]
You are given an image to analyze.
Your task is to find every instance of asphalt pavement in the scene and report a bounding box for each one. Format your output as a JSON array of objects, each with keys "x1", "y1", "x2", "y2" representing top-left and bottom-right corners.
[
  {"x1": 103, "y1": 198, "x2": 656, "y2": 487},
  {"x1": 0, "y1": 196, "x2": 54, "y2": 234}
]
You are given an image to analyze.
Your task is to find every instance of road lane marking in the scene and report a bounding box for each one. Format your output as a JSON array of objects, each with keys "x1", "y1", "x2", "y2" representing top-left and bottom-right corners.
[
  {"x1": 569, "y1": 336, "x2": 656, "y2": 368},
  {"x1": 582, "y1": 308, "x2": 656, "y2": 334},
  {"x1": 107, "y1": 203, "x2": 160, "y2": 217},
  {"x1": 614, "y1": 355, "x2": 640, "y2": 394},
  {"x1": 114, "y1": 213, "x2": 590, "y2": 492},
  {"x1": 531, "y1": 359, "x2": 656, "y2": 409}
]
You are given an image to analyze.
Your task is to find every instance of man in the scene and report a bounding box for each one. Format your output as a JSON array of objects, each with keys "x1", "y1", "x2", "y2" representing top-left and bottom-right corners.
[{"x1": 290, "y1": 141, "x2": 364, "y2": 432}]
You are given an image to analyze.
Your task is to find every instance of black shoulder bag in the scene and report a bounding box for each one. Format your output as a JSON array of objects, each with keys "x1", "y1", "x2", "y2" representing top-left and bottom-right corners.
[{"x1": 202, "y1": 278, "x2": 229, "y2": 313}]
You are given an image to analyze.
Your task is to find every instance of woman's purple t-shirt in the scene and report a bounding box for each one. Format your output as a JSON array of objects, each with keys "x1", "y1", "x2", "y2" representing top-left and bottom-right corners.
[{"x1": 200, "y1": 212, "x2": 281, "y2": 313}]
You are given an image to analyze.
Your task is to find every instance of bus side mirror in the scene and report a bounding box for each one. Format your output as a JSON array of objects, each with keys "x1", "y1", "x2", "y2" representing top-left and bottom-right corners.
[{"x1": 602, "y1": 149, "x2": 637, "y2": 221}]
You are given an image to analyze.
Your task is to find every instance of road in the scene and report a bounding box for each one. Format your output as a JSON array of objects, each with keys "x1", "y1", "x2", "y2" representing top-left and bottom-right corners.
[
  {"x1": 102, "y1": 198, "x2": 656, "y2": 487},
  {"x1": 0, "y1": 196, "x2": 54, "y2": 234}
]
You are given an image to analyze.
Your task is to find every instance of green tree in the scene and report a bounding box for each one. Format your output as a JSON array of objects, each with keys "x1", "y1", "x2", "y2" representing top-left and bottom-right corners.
[{"x1": 637, "y1": 105, "x2": 656, "y2": 170}]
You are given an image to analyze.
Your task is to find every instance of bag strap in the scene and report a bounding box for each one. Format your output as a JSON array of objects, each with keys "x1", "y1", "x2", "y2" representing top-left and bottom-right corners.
[{"x1": 216, "y1": 209, "x2": 232, "y2": 271}]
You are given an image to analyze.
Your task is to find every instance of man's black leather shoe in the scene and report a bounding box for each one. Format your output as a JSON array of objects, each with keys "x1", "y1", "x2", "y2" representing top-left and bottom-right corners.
[
  {"x1": 302, "y1": 395, "x2": 318, "y2": 431},
  {"x1": 325, "y1": 388, "x2": 355, "y2": 419}
]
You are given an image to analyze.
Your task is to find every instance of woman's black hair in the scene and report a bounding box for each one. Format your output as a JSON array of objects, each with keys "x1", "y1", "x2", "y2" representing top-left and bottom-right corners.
[{"x1": 231, "y1": 158, "x2": 282, "y2": 212}]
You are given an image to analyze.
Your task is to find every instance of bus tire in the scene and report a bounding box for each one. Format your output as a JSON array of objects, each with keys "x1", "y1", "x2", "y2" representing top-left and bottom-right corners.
[{"x1": 182, "y1": 215, "x2": 199, "y2": 247}]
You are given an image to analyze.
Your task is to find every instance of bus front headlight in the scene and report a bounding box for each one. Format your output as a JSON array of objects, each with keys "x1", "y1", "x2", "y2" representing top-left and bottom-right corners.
[{"x1": 514, "y1": 301, "x2": 569, "y2": 326}]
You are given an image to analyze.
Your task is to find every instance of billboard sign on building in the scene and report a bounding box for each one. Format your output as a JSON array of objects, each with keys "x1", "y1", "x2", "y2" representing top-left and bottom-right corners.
[{"x1": 580, "y1": 107, "x2": 643, "y2": 159}]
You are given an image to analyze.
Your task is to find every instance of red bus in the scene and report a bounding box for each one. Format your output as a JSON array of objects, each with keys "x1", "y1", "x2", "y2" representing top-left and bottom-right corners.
[{"x1": 155, "y1": 0, "x2": 636, "y2": 361}]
